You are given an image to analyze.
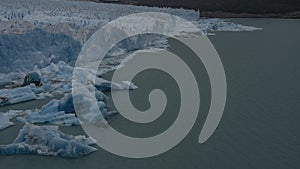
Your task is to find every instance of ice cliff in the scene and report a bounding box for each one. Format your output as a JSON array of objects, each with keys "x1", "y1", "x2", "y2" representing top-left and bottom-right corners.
[{"x1": 0, "y1": 0, "x2": 260, "y2": 75}]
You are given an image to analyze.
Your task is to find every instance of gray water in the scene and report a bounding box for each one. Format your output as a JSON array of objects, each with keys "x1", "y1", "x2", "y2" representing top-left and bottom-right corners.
[{"x1": 0, "y1": 18, "x2": 299, "y2": 169}]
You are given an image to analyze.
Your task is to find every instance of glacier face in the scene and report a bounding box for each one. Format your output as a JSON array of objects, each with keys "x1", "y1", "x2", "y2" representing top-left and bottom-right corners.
[
  {"x1": 0, "y1": 0, "x2": 260, "y2": 76},
  {"x1": 0, "y1": 123, "x2": 97, "y2": 158},
  {"x1": 0, "y1": 0, "x2": 260, "y2": 44},
  {"x1": 0, "y1": 28, "x2": 82, "y2": 74}
]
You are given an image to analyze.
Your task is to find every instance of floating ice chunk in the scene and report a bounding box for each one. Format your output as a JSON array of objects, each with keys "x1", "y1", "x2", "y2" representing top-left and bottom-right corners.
[
  {"x1": 18, "y1": 110, "x2": 79, "y2": 126},
  {"x1": 121, "y1": 81, "x2": 138, "y2": 90},
  {"x1": 0, "y1": 110, "x2": 31, "y2": 131},
  {"x1": 0, "y1": 124, "x2": 97, "y2": 158},
  {"x1": 74, "y1": 135, "x2": 96, "y2": 145},
  {"x1": 36, "y1": 92, "x2": 54, "y2": 99},
  {"x1": 94, "y1": 78, "x2": 138, "y2": 91},
  {"x1": 29, "y1": 83, "x2": 43, "y2": 94},
  {"x1": 58, "y1": 93, "x2": 75, "y2": 114},
  {"x1": 18, "y1": 90, "x2": 114, "y2": 126},
  {"x1": 103, "y1": 111, "x2": 119, "y2": 120},
  {"x1": 74, "y1": 96, "x2": 106, "y2": 123},
  {"x1": 95, "y1": 90, "x2": 109, "y2": 102},
  {"x1": 0, "y1": 86, "x2": 37, "y2": 106},
  {"x1": 0, "y1": 114, "x2": 13, "y2": 131},
  {"x1": 94, "y1": 78, "x2": 123, "y2": 92},
  {"x1": 19, "y1": 99, "x2": 79, "y2": 126}
]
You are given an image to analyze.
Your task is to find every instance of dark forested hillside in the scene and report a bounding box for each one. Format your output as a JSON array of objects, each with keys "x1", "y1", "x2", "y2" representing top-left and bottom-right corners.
[{"x1": 91, "y1": 0, "x2": 300, "y2": 18}]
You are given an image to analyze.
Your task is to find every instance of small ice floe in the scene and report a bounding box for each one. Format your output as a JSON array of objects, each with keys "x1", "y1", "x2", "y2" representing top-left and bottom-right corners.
[
  {"x1": 0, "y1": 86, "x2": 37, "y2": 106},
  {"x1": 0, "y1": 110, "x2": 31, "y2": 131},
  {"x1": 18, "y1": 98, "x2": 79, "y2": 126},
  {"x1": 0, "y1": 113, "x2": 13, "y2": 131},
  {"x1": 0, "y1": 123, "x2": 97, "y2": 158},
  {"x1": 72, "y1": 90, "x2": 117, "y2": 124},
  {"x1": 94, "y1": 78, "x2": 138, "y2": 92},
  {"x1": 38, "y1": 61, "x2": 74, "y2": 94},
  {"x1": 17, "y1": 90, "x2": 116, "y2": 126},
  {"x1": 121, "y1": 81, "x2": 138, "y2": 90}
]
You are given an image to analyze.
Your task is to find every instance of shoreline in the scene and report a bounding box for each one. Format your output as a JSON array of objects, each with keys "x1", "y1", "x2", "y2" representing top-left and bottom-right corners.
[
  {"x1": 200, "y1": 10, "x2": 300, "y2": 19},
  {"x1": 84, "y1": 0, "x2": 300, "y2": 19}
]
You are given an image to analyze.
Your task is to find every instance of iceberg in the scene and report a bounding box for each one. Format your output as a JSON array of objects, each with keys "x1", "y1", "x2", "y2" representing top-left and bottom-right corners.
[
  {"x1": 0, "y1": 61, "x2": 75, "y2": 103},
  {"x1": 0, "y1": 86, "x2": 37, "y2": 106},
  {"x1": 72, "y1": 87, "x2": 115, "y2": 123},
  {"x1": 121, "y1": 81, "x2": 139, "y2": 90},
  {"x1": 17, "y1": 84, "x2": 122, "y2": 126},
  {"x1": 72, "y1": 67, "x2": 139, "y2": 123},
  {"x1": 18, "y1": 98, "x2": 80, "y2": 126},
  {"x1": 0, "y1": 110, "x2": 31, "y2": 131},
  {"x1": 0, "y1": 123, "x2": 97, "y2": 158},
  {"x1": 0, "y1": 114, "x2": 13, "y2": 131}
]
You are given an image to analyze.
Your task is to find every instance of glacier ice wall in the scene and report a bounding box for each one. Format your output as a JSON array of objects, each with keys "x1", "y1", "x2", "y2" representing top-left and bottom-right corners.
[
  {"x1": 0, "y1": 28, "x2": 82, "y2": 74},
  {"x1": 0, "y1": 0, "x2": 260, "y2": 76},
  {"x1": 0, "y1": 0, "x2": 260, "y2": 111}
]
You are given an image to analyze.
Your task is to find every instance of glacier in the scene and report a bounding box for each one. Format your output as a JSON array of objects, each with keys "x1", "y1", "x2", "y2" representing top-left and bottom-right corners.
[
  {"x1": 0, "y1": 0, "x2": 260, "y2": 74},
  {"x1": 0, "y1": 123, "x2": 97, "y2": 158},
  {"x1": 0, "y1": 0, "x2": 261, "y2": 125},
  {"x1": 0, "y1": 0, "x2": 262, "y2": 159},
  {"x1": 0, "y1": 0, "x2": 259, "y2": 44},
  {"x1": 0, "y1": 0, "x2": 261, "y2": 85}
]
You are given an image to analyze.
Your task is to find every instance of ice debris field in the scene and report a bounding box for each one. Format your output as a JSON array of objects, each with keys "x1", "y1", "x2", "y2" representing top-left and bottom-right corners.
[{"x1": 0, "y1": 0, "x2": 260, "y2": 158}]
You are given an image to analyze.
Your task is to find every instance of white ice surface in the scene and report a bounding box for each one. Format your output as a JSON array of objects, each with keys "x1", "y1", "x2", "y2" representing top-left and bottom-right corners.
[
  {"x1": 17, "y1": 99, "x2": 80, "y2": 126},
  {"x1": 0, "y1": 0, "x2": 261, "y2": 90},
  {"x1": 0, "y1": 0, "x2": 260, "y2": 44},
  {"x1": 0, "y1": 123, "x2": 97, "y2": 158},
  {"x1": 0, "y1": 86, "x2": 37, "y2": 106},
  {"x1": 0, "y1": 110, "x2": 32, "y2": 131}
]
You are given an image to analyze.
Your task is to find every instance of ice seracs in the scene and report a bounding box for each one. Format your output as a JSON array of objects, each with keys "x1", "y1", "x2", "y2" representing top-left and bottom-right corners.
[
  {"x1": 0, "y1": 0, "x2": 261, "y2": 90},
  {"x1": 0, "y1": 123, "x2": 97, "y2": 158}
]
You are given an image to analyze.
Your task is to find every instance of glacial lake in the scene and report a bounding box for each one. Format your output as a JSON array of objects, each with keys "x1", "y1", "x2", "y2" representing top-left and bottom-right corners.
[{"x1": 0, "y1": 18, "x2": 299, "y2": 169}]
